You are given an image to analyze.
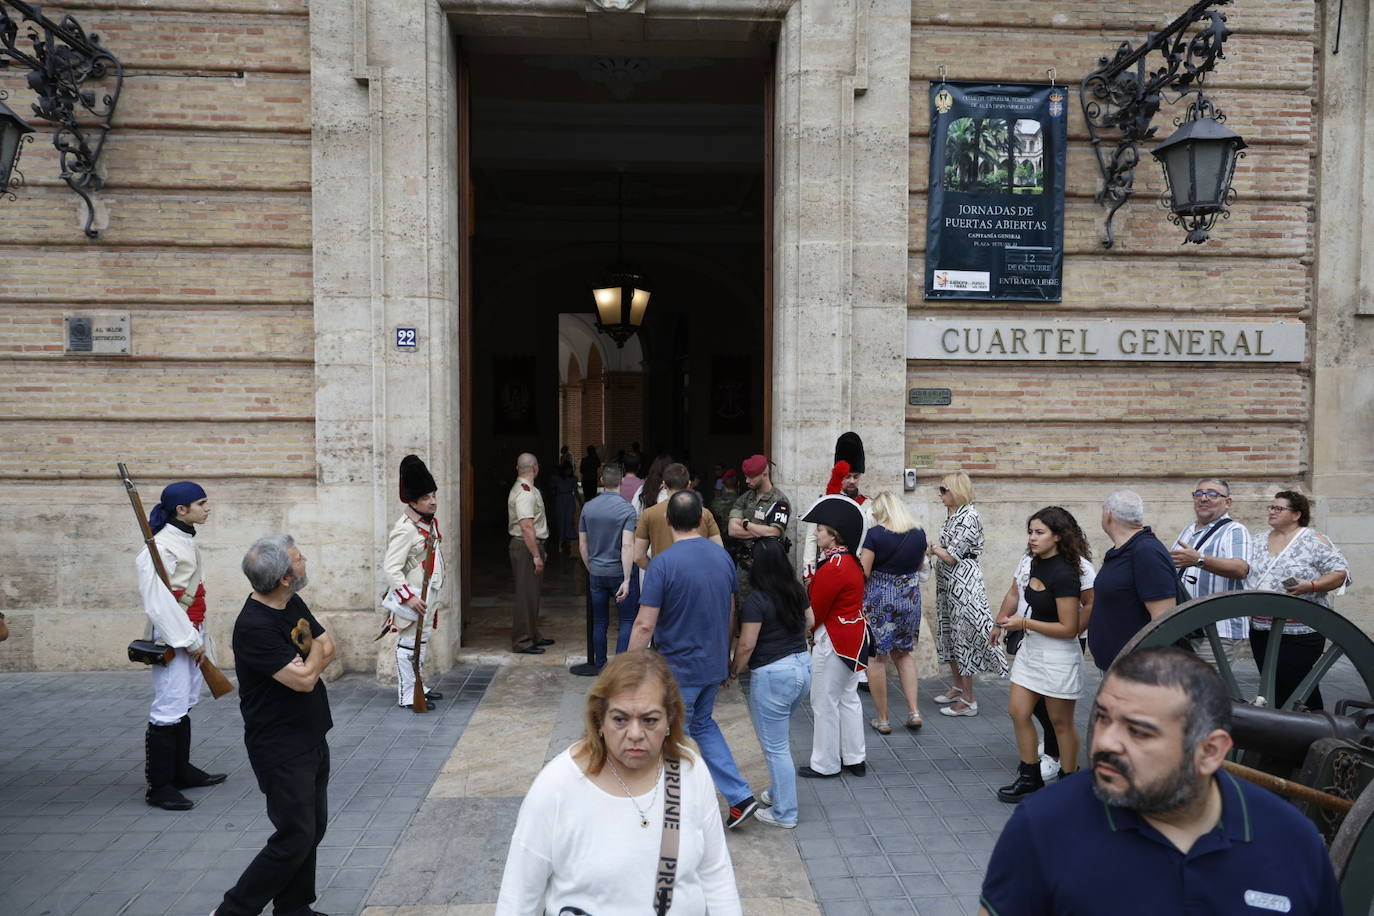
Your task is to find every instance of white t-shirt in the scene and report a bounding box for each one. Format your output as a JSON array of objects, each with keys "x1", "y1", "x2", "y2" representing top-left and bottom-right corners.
[
  {"x1": 496, "y1": 747, "x2": 742, "y2": 916},
  {"x1": 1014, "y1": 555, "x2": 1096, "y2": 617}
]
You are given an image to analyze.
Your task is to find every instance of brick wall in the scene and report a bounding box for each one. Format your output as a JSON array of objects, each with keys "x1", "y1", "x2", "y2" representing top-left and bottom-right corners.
[
  {"x1": 908, "y1": 1, "x2": 1325, "y2": 606},
  {"x1": 0, "y1": 1, "x2": 313, "y2": 669}
]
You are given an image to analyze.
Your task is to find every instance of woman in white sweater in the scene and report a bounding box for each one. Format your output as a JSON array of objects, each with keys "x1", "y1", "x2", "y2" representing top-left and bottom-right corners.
[{"x1": 496, "y1": 650, "x2": 742, "y2": 916}]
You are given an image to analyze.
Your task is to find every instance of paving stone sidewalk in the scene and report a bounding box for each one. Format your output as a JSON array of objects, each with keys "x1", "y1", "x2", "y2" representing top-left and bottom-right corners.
[{"x1": 0, "y1": 666, "x2": 494, "y2": 916}]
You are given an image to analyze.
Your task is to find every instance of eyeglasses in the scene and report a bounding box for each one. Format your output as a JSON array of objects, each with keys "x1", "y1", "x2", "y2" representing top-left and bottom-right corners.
[
  {"x1": 1267, "y1": 505, "x2": 1294, "y2": 513},
  {"x1": 937, "y1": 486, "x2": 950, "y2": 495},
  {"x1": 1192, "y1": 490, "x2": 1228, "y2": 499}
]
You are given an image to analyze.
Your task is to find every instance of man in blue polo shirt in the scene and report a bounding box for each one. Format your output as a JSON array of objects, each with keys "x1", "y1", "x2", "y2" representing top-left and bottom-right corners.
[
  {"x1": 628, "y1": 488, "x2": 758, "y2": 830},
  {"x1": 1087, "y1": 489, "x2": 1177, "y2": 670},
  {"x1": 979, "y1": 647, "x2": 1341, "y2": 916}
]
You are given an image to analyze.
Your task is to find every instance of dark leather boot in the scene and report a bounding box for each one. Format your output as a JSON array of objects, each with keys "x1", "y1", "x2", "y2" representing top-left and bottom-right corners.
[
  {"x1": 173, "y1": 716, "x2": 227, "y2": 789},
  {"x1": 146, "y1": 723, "x2": 194, "y2": 810},
  {"x1": 996, "y1": 760, "x2": 1044, "y2": 804}
]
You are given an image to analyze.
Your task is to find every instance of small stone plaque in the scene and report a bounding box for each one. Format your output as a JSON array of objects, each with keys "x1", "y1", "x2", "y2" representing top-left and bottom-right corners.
[
  {"x1": 908, "y1": 387, "x2": 952, "y2": 407},
  {"x1": 65, "y1": 313, "x2": 130, "y2": 355}
]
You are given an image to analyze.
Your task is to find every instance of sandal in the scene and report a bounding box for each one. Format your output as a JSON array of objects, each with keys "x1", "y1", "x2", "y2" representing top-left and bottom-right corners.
[
  {"x1": 870, "y1": 717, "x2": 892, "y2": 735},
  {"x1": 905, "y1": 713, "x2": 923, "y2": 731},
  {"x1": 933, "y1": 687, "x2": 964, "y2": 704}
]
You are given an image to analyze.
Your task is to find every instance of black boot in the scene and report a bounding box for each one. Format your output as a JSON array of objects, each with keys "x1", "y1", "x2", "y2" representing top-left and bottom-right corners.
[
  {"x1": 146, "y1": 723, "x2": 194, "y2": 810},
  {"x1": 996, "y1": 760, "x2": 1044, "y2": 804},
  {"x1": 173, "y1": 716, "x2": 227, "y2": 789}
]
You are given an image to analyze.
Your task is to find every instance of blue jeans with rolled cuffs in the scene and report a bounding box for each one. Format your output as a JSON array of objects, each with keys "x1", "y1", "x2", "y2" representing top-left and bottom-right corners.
[
  {"x1": 678, "y1": 682, "x2": 751, "y2": 807},
  {"x1": 747, "y1": 651, "x2": 812, "y2": 824}
]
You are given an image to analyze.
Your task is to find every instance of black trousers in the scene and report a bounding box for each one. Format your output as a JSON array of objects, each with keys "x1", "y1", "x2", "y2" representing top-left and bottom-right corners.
[
  {"x1": 1250, "y1": 628, "x2": 1326, "y2": 711},
  {"x1": 219, "y1": 741, "x2": 330, "y2": 916}
]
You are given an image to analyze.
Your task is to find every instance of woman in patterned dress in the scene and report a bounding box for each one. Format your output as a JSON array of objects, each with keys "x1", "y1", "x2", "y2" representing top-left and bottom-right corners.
[
  {"x1": 859, "y1": 492, "x2": 927, "y2": 734},
  {"x1": 930, "y1": 472, "x2": 1009, "y2": 717},
  {"x1": 1246, "y1": 490, "x2": 1352, "y2": 710}
]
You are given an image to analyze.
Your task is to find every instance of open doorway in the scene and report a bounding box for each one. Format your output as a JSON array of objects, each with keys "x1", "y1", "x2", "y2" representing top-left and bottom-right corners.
[{"x1": 458, "y1": 46, "x2": 770, "y2": 650}]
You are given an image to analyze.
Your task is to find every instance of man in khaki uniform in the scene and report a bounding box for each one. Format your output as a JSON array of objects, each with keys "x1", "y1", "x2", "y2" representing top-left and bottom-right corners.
[
  {"x1": 728, "y1": 453, "x2": 792, "y2": 602},
  {"x1": 508, "y1": 452, "x2": 555, "y2": 654}
]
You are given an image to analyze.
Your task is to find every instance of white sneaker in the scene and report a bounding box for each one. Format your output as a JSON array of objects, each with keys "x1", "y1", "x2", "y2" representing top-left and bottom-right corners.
[
  {"x1": 1039, "y1": 754, "x2": 1061, "y2": 781},
  {"x1": 755, "y1": 808, "x2": 796, "y2": 829},
  {"x1": 938, "y1": 700, "x2": 978, "y2": 717},
  {"x1": 760, "y1": 788, "x2": 773, "y2": 806},
  {"x1": 1037, "y1": 741, "x2": 1045, "y2": 757}
]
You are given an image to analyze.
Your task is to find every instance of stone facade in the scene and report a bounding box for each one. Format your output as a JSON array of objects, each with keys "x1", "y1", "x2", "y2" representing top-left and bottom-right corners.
[{"x1": 0, "y1": 0, "x2": 1369, "y2": 673}]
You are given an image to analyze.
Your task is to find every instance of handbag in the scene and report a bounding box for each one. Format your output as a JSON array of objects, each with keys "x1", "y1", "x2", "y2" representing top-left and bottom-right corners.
[{"x1": 653, "y1": 758, "x2": 682, "y2": 915}]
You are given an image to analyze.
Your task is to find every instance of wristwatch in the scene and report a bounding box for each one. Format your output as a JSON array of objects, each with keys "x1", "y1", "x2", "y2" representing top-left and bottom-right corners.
[{"x1": 1195, "y1": 555, "x2": 1206, "y2": 568}]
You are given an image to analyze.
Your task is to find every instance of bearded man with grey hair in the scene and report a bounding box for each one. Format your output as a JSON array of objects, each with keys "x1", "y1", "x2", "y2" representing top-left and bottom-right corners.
[
  {"x1": 215, "y1": 535, "x2": 336, "y2": 916},
  {"x1": 1085, "y1": 490, "x2": 1177, "y2": 672}
]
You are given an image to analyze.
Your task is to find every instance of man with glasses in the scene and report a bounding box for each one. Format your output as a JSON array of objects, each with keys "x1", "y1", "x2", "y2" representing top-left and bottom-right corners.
[{"x1": 1169, "y1": 479, "x2": 1251, "y2": 667}]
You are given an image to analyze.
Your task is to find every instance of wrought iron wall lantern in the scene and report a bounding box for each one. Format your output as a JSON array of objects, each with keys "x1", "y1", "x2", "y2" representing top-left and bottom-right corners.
[
  {"x1": 0, "y1": 0, "x2": 123, "y2": 237},
  {"x1": 1080, "y1": 0, "x2": 1245, "y2": 247},
  {"x1": 0, "y1": 91, "x2": 33, "y2": 198},
  {"x1": 591, "y1": 172, "x2": 651, "y2": 348}
]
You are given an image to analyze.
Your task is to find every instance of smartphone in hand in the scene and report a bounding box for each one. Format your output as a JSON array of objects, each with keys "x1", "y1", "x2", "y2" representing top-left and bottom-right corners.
[{"x1": 1281, "y1": 576, "x2": 1299, "y2": 589}]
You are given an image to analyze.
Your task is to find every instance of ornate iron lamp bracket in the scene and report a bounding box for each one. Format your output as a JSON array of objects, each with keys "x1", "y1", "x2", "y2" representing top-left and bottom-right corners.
[
  {"x1": 0, "y1": 0, "x2": 122, "y2": 237},
  {"x1": 1079, "y1": 0, "x2": 1233, "y2": 248}
]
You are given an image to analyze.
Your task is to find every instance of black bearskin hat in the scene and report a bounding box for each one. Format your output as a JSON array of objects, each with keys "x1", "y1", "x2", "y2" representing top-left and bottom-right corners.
[
  {"x1": 399, "y1": 454, "x2": 437, "y2": 503},
  {"x1": 834, "y1": 432, "x2": 865, "y2": 474}
]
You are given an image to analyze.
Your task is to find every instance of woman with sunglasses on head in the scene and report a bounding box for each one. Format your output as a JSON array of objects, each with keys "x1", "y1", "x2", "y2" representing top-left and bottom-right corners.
[
  {"x1": 992, "y1": 507, "x2": 1085, "y2": 802},
  {"x1": 929, "y1": 472, "x2": 1008, "y2": 717},
  {"x1": 1245, "y1": 491, "x2": 1352, "y2": 710}
]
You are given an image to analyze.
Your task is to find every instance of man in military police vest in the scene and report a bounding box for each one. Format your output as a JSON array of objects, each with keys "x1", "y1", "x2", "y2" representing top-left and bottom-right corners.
[
  {"x1": 381, "y1": 454, "x2": 446, "y2": 709},
  {"x1": 509, "y1": 452, "x2": 556, "y2": 654},
  {"x1": 136, "y1": 481, "x2": 227, "y2": 811},
  {"x1": 727, "y1": 453, "x2": 792, "y2": 600}
]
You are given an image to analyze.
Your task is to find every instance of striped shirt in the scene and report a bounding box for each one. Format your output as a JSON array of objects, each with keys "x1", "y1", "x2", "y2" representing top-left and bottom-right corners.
[{"x1": 1173, "y1": 516, "x2": 1251, "y2": 639}]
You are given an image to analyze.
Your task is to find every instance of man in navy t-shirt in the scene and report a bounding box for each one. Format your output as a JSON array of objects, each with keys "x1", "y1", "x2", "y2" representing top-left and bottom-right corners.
[
  {"x1": 980, "y1": 647, "x2": 1342, "y2": 916},
  {"x1": 629, "y1": 489, "x2": 758, "y2": 829},
  {"x1": 1087, "y1": 489, "x2": 1178, "y2": 670}
]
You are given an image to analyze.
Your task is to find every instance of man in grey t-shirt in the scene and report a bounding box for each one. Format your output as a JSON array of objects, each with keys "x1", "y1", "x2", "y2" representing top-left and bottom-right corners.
[{"x1": 574, "y1": 464, "x2": 638, "y2": 675}]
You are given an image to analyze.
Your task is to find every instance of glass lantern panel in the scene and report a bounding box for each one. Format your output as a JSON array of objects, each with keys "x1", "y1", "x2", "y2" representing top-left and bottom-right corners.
[
  {"x1": 1161, "y1": 146, "x2": 1193, "y2": 210},
  {"x1": 629, "y1": 288, "x2": 650, "y2": 326},
  {"x1": 593, "y1": 286, "x2": 622, "y2": 325},
  {"x1": 1191, "y1": 140, "x2": 1228, "y2": 207}
]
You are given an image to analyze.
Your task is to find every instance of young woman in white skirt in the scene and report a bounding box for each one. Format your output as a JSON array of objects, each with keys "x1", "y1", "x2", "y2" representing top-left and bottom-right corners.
[{"x1": 991, "y1": 506, "x2": 1085, "y2": 803}]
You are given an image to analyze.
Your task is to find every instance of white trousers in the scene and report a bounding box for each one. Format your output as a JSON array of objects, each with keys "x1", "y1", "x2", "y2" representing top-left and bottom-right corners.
[
  {"x1": 395, "y1": 629, "x2": 430, "y2": 706},
  {"x1": 809, "y1": 628, "x2": 866, "y2": 774},
  {"x1": 149, "y1": 626, "x2": 204, "y2": 725}
]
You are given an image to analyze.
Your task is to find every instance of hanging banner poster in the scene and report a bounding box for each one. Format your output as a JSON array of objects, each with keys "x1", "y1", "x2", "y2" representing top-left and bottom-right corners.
[{"x1": 925, "y1": 81, "x2": 1067, "y2": 301}]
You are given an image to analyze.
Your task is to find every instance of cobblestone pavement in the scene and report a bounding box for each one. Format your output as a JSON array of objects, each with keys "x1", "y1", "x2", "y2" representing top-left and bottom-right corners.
[
  {"x1": 0, "y1": 666, "x2": 493, "y2": 916},
  {"x1": 2, "y1": 645, "x2": 1365, "y2": 916}
]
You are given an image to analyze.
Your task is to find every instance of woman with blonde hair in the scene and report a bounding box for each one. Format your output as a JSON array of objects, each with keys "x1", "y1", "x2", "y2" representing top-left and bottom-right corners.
[
  {"x1": 859, "y1": 492, "x2": 927, "y2": 733},
  {"x1": 930, "y1": 472, "x2": 1008, "y2": 717},
  {"x1": 496, "y1": 650, "x2": 741, "y2": 915}
]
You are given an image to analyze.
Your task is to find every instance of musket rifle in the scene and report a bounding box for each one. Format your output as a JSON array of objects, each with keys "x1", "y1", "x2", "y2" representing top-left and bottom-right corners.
[
  {"x1": 411, "y1": 532, "x2": 437, "y2": 713},
  {"x1": 117, "y1": 462, "x2": 235, "y2": 699}
]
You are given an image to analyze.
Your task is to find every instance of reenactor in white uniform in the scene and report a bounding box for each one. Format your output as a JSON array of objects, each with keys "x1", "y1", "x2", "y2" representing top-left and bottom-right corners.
[
  {"x1": 380, "y1": 455, "x2": 447, "y2": 709},
  {"x1": 136, "y1": 481, "x2": 227, "y2": 811}
]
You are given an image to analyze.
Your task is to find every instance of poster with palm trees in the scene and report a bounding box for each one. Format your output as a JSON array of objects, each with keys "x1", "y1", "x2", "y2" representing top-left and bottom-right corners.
[{"x1": 926, "y1": 82, "x2": 1066, "y2": 301}]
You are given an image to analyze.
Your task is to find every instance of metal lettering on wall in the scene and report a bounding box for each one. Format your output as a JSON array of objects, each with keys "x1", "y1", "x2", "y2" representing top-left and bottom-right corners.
[
  {"x1": 907, "y1": 318, "x2": 1304, "y2": 362},
  {"x1": 65, "y1": 313, "x2": 130, "y2": 355}
]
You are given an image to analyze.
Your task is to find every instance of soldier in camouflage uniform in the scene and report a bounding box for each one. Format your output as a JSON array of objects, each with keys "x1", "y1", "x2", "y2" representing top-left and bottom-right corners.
[{"x1": 727, "y1": 454, "x2": 792, "y2": 601}]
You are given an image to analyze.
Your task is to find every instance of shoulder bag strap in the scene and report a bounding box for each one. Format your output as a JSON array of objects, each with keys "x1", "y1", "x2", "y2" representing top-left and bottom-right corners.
[
  {"x1": 654, "y1": 758, "x2": 682, "y2": 916},
  {"x1": 1176, "y1": 518, "x2": 1229, "y2": 583}
]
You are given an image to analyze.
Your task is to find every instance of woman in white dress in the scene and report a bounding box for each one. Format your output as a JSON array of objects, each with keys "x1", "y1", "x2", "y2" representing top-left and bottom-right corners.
[
  {"x1": 496, "y1": 651, "x2": 741, "y2": 916},
  {"x1": 992, "y1": 507, "x2": 1085, "y2": 803}
]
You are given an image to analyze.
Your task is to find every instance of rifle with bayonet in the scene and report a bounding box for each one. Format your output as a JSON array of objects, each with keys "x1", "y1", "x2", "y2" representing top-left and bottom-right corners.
[
  {"x1": 411, "y1": 533, "x2": 437, "y2": 713},
  {"x1": 118, "y1": 462, "x2": 235, "y2": 699}
]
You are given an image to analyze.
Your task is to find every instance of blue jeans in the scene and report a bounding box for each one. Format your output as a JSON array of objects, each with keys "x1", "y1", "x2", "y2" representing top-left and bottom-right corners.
[
  {"x1": 678, "y1": 682, "x2": 751, "y2": 806},
  {"x1": 588, "y1": 567, "x2": 640, "y2": 666},
  {"x1": 747, "y1": 652, "x2": 812, "y2": 824}
]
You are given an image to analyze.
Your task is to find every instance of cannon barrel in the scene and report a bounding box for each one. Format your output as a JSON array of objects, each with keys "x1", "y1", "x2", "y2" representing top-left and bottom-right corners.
[{"x1": 1230, "y1": 702, "x2": 1369, "y2": 763}]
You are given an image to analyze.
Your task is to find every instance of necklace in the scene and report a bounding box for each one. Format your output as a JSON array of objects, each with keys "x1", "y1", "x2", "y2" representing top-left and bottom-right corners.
[{"x1": 606, "y1": 757, "x2": 661, "y2": 828}]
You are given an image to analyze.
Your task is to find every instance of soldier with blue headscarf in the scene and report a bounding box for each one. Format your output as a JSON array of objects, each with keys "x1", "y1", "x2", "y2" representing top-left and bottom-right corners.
[{"x1": 136, "y1": 480, "x2": 227, "y2": 810}]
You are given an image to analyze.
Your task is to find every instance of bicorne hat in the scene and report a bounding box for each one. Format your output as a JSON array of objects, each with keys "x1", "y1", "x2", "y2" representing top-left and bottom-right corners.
[
  {"x1": 399, "y1": 454, "x2": 437, "y2": 503},
  {"x1": 802, "y1": 494, "x2": 864, "y2": 553}
]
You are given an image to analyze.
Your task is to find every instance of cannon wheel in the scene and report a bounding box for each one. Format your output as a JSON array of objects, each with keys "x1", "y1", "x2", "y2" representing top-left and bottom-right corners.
[
  {"x1": 1120, "y1": 591, "x2": 1374, "y2": 711},
  {"x1": 1330, "y1": 776, "x2": 1374, "y2": 914}
]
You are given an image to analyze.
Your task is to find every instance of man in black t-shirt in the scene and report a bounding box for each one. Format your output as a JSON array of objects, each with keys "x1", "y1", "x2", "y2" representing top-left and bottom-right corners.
[{"x1": 215, "y1": 535, "x2": 336, "y2": 916}]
